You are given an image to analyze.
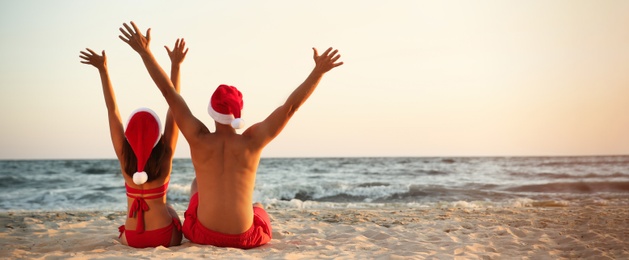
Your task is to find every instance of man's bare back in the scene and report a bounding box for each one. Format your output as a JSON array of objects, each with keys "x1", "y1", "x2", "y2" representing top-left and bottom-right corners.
[
  {"x1": 120, "y1": 21, "x2": 343, "y2": 247},
  {"x1": 189, "y1": 124, "x2": 265, "y2": 234}
]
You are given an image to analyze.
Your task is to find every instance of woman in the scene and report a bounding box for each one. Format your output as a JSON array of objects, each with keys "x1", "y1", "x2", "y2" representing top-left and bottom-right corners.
[{"x1": 79, "y1": 38, "x2": 188, "y2": 248}]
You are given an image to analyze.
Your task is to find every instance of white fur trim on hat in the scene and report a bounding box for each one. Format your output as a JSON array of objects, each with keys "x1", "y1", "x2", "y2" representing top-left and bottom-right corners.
[
  {"x1": 208, "y1": 104, "x2": 235, "y2": 125},
  {"x1": 208, "y1": 104, "x2": 245, "y2": 129},
  {"x1": 133, "y1": 171, "x2": 148, "y2": 185}
]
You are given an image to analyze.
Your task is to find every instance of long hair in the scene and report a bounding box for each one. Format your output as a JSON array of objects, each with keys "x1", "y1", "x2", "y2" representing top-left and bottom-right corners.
[{"x1": 122, "y1": 136, "x2": 167, "y2": 183}]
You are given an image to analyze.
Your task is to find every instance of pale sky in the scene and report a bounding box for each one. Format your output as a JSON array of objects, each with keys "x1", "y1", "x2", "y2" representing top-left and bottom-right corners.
[{"x1": 1, "y1": 0, "x2": 628, "y2": 159}]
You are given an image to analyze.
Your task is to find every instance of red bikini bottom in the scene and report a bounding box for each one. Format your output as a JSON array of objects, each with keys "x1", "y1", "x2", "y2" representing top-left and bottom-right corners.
[{"x1": 119, "y1": 218, "x2": 182, "y2": 248}]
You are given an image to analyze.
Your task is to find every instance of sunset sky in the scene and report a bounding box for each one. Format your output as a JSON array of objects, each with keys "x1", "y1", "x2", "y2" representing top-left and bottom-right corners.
[{"x1": 1, "y1": 0, "x2": 628, "y2": 159}]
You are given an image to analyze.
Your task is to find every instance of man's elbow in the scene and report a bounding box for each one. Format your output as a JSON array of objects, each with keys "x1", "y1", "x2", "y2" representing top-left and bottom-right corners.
[{"x1": 287, "y1": 104, "x2": 301, "y2": 117}]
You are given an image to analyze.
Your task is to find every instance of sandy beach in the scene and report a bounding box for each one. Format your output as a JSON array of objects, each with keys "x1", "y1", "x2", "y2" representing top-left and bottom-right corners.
[{"x1": 1, "y1": 205, "x2": 628, "y2": 259}]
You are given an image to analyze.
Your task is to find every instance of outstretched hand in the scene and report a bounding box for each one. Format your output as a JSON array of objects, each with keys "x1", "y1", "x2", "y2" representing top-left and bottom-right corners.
[
  {"x1": 165, "y1": 38, "x2": 189, "y2": 65},
  {"x1": 312, "y1": 47, "x2": 343, "y2": 73},
  {"x1": 119, "y1": 21, "x2": 151, "y2": 55},
  {"x1": 79, "y1": 48, "x2": 107, "y2": 70}
]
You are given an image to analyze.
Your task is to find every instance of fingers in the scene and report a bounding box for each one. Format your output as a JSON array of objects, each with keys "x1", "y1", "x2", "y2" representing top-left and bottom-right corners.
[
  {"x1": 170, "y1": 38, "x2": 189, "y2": 55},
  {"x1": 120, "y1": 21, "x2": 152, "y2": 50},
  {"x1": 118, "y1": 35, "x2": 129, "y2": 43},
  {"x1": 321, "y1": 47, "x2": 333, "y2": 57},
  {"x1": 329, "y1": 49, "x2": 338, "y2": 57},
  {"x1": 79, "y1": 50, "x2": 96, "y2": 65},
  {"x1": 176, "y1": 38, "x2": 186, "y2": 50},
  {"x1": 165, "y1": 38, "x2": 188, "y2": 55},
  {"x1": 130, "y1": 21, "x2": 140, "y2": 35},
  {"x1": 314, "y1": 47, "x2": 341, "y2": 61},
  {"x1": 119, "y1": 22, "x2": 141, "y2": 42},
  {"x1": 312, "y1": 47, "x2": 344, "y2": 71},
  {"x1": 313, "y1": 47, "x2": 340, "y2": 60},
  {"x1": 118, "y1": 29, "x2": 131, "y2": 43},
  {"x1": 79, "y1": 48, "x2": 102, "y2": 58},
  {"x1": 79, "y1": 48, "x2": 91, "y2": 59},
  {"x1": 182, "y1": 39, "x2": 189, "y2": 54},
  {"x1": 330, "y1": 53, "x2": 341, "y2": 63},
  {"x1": 312, "y1": 47, "x2": 319, "y2": 59},
  {"x1": 121, "y1": 23, "x2": 133, "y2": 37}
]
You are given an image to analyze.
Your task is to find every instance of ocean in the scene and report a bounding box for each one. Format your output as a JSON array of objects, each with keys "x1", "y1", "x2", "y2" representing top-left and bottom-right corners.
[{"x1": 1, "y1": 156, "x2": 629, "y2": 212}]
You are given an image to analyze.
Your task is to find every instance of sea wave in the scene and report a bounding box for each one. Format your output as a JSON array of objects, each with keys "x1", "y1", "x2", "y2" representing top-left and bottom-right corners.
[
  {"x1": 506, "y1": 181, "x2": 629, "y2": 193},
  {"x1": 3, "y1": 157, "x2": 629, "y2": 211},
  {"x1": 532, "y1": 156, "x2": 629, "y2": 167},
  {"x1": 509, "y1": 171, "x2": 629, "y2": 179},
  {"x1": 0, "y1": 176, "x2": 27, "y2": 188}
]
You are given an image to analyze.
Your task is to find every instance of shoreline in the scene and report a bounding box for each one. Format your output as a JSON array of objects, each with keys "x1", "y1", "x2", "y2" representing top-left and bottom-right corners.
[{"x1": 2, "y1": 206, "x2": 628, "y2": 259}]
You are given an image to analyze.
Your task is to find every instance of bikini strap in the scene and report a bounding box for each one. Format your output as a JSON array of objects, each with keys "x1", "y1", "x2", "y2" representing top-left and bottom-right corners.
[
  {"x1": 125, "y1": 182, "x2": 169, "y2": 195},
  {"x1": 128, "y1": 197, "x2": 150, "y2": 233},
  {"x1": 124, "y1": 182, "x2": 169, "y2": 234}
]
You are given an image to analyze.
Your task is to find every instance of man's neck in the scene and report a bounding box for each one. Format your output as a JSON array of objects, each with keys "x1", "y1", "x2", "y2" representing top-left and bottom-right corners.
[{"x1": 214, "y1": 122, "x2": 237, "y2": 134}]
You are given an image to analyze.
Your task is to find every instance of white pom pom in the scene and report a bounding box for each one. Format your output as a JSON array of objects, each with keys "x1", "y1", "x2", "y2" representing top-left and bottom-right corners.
[
  {"x1": 231, "y1": 118, "x2": 245, "y2": 129},
  {"x1": 133, "y1": 171, "x2": 148, "y2": 185}
]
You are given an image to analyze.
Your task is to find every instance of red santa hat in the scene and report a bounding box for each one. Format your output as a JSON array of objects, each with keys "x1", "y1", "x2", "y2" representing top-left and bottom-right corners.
[
  {"x1": 207, "y1": 84, "x2": 245, "y2": 129},
  {"x1": 124, "y1": 108, "x2": 162, "y2": 185}
]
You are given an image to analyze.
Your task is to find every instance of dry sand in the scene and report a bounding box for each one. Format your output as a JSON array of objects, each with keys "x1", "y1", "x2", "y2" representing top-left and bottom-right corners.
[{"x1": 1, "y1": 205, "x2": 628, "y2": 259}]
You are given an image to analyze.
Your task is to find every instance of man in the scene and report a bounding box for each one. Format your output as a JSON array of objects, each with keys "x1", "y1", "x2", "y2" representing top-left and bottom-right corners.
[{"x1": 119, "y1": 21, "x2": 343, "y2": 249}]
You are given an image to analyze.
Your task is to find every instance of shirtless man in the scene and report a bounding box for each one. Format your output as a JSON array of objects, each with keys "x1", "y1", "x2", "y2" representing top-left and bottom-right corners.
[{"x1": 119, "y1": 21, "x2": 343, "y2": 249}]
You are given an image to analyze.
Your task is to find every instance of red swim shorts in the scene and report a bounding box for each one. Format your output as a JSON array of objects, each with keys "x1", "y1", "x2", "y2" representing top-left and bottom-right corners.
[{"x1": 183, "y1": 193, "x2": 272, "y2": 249}]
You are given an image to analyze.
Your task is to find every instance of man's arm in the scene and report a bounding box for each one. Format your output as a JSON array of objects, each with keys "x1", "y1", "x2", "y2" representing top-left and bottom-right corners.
[
  {"x1": 119, "y1": 22, "x2": 208, "y2": 143},
  {"x1": 162, "y1": 38, "x2": 188, "y2": 153},
  {"x1": 80, "y1": 48, "x2": 125, "y2": 159},
  {"x1": 245, "y1": 47, "x2": 343, "y2": 147}
]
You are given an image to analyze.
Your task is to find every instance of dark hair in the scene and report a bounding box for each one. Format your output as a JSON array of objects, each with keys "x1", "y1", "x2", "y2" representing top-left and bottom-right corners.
[{"x1": 122, "y1": 136, "x2": 167, "y2": 183}]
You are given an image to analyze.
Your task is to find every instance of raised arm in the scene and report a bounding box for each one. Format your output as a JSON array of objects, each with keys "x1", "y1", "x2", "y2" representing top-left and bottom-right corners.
[
  {"x1": 79, "y1": 49, "x2": 126, "y2": 159},
  {"x1": 246, "y1": 47, "x2": 343, "y2": 147},
  {"x1": 119, "y1": 21, "x2": 208, "y2": 143},
  {"x1": 161, "y1": 39, "x2": 188, "y2": 153}
]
